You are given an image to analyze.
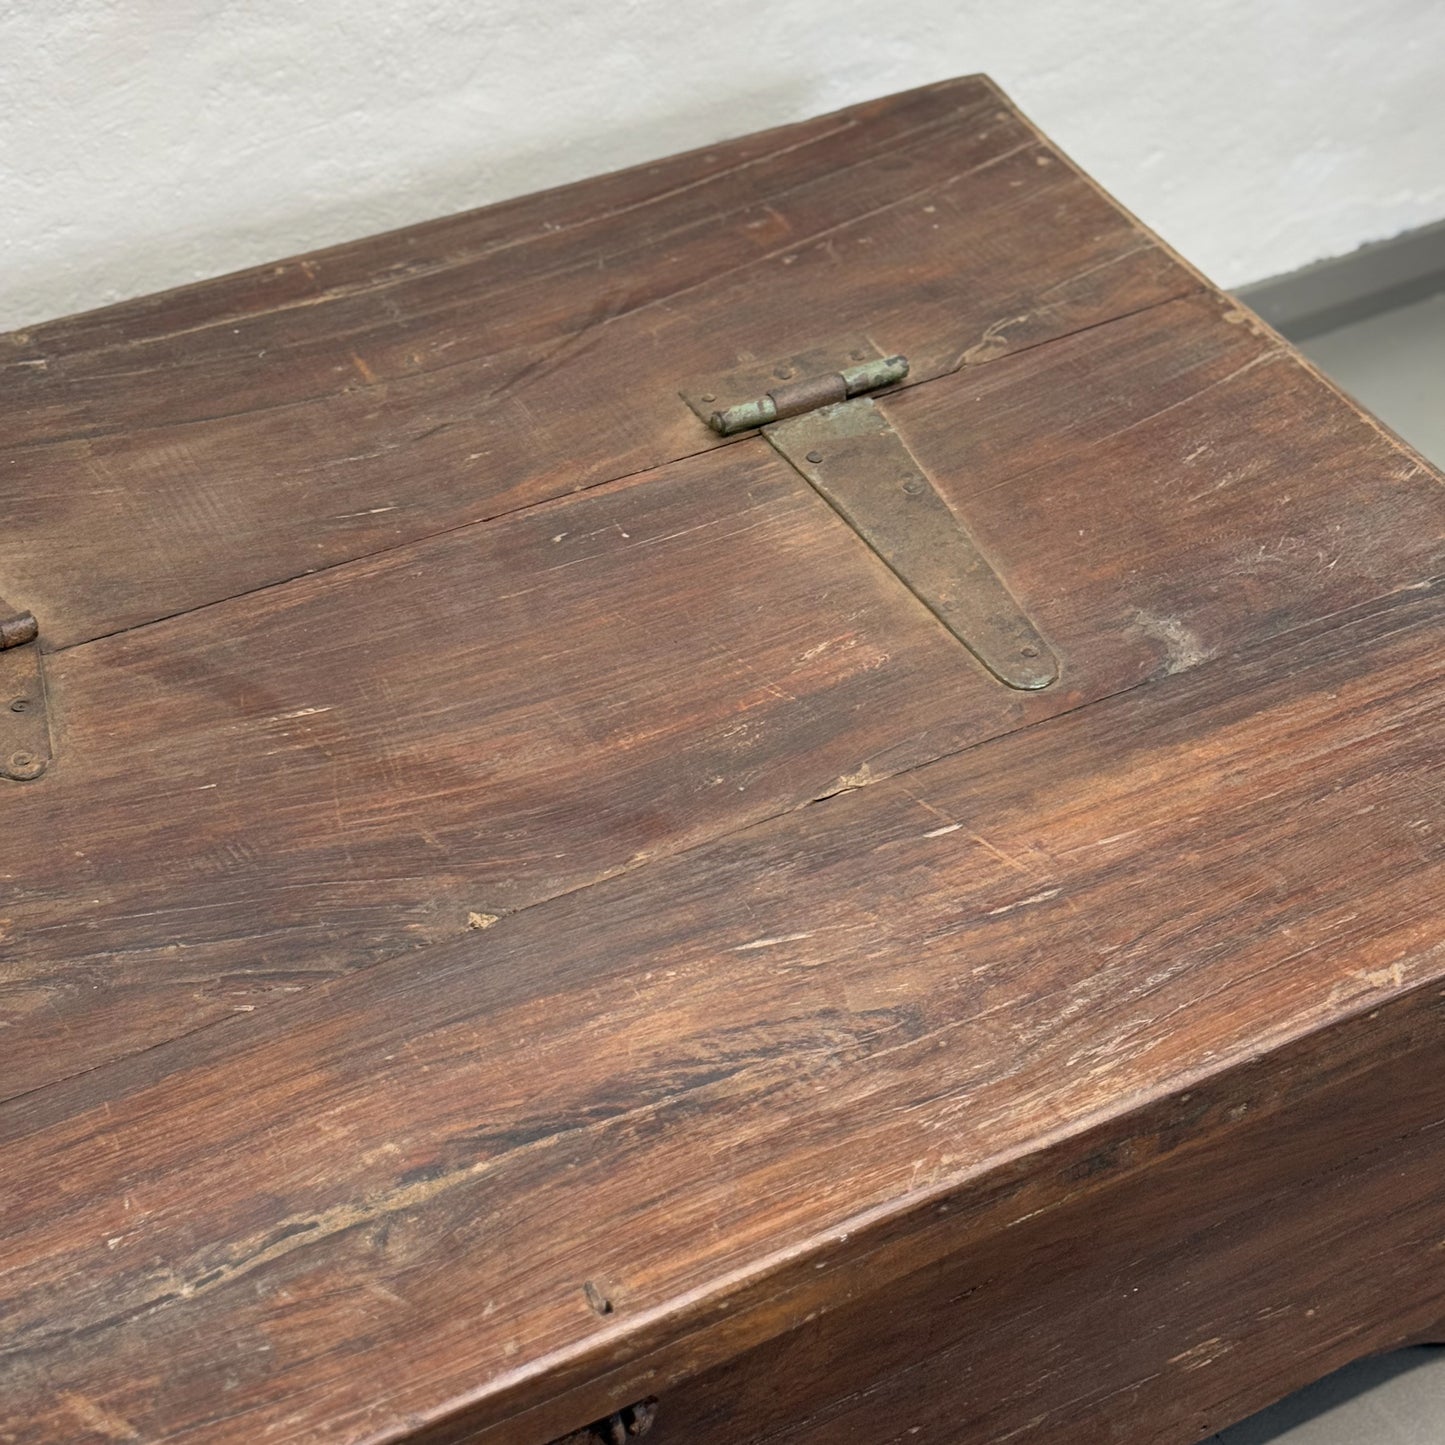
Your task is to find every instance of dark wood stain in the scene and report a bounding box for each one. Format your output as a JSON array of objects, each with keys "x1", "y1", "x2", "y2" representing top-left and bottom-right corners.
[
  {"x1": 5, "y1": 292, "x2": 1438, "y2": 1101},
  {"x1": 641, "y1": 1013, "x2": 1445, "y2": 1445},
  {"x1": 0, "y1": 75, "x2": 1442, "y2": 1445}
]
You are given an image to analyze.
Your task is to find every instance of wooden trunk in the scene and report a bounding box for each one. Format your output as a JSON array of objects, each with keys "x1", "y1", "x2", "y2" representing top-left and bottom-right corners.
[{"x1": 1, "y1": 76, "x2": 1442, "y2": 1445}]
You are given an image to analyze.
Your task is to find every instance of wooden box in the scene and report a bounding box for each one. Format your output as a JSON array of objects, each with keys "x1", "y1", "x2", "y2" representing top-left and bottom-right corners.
[{"x1": 2, "y1": 76, "x2": 1443, "y2": 1444}]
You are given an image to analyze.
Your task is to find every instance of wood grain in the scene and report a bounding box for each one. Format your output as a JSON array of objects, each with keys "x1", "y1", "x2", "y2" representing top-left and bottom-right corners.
[
  {"x1": 4, "y1": 292, "x2": 1438, "y2": 1102},
  {"x1": 641, "y1": 1011, "x2": 1445, "y2": 1445},
  {"x1": 3, "y1": 75, "x2": 1443, "y2": 1445},
  {"x1": 0, "y1": 76, "x2": 1195, "y2": 648},
  {"x1": 3, "y1": 580, "x2": 1441, "y2": 1443}
]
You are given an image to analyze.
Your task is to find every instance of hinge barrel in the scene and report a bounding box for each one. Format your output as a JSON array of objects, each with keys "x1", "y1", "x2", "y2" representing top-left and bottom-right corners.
[
  {"x1": 0, "y1": 610, "x2": 38, "y2": 651},
  {"x1": 707, "y1": 356, "x2": 908, "y2": 435}
]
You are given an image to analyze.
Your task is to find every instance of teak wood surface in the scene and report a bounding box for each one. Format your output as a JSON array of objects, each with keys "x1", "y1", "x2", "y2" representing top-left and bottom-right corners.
[{"x1": 1, "y1": 76, "x2": 1442, "y2": 1445}]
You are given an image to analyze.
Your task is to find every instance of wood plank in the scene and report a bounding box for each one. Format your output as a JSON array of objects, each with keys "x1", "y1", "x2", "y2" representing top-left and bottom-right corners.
[
  {"x1": 2, "y1": 578, "x2": 1441, "y2": 1443},
  {"x1": 4, "y1": 294, "x2": 1438, "y2": 1100},
  {"x1": 5, "y1": 438, "x2": 997, "y2": 1097},
  {"x1": 0, "y1": 79, "x2": 1011, "y2": 430},
  {"x1": 642, "y1": 1013, "x2": 1445, "y2": 1444},
  {"x1": 0, "y1": 77, "x2": 1196, "y2": 648}
]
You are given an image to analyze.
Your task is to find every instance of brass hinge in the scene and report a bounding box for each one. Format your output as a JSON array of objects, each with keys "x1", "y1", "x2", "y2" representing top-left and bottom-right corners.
[
  {"x1": 0, "y1": 599, "x2": 52, "y2": 781},
  {"x1": 680, "y1": 344, "x2": 1059, "y2": 691}
]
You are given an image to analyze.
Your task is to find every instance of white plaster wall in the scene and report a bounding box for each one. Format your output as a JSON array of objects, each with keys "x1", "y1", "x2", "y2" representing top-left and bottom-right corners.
[{"x1": 2, "y1": 0, "x2": 1443, "y2": 331}]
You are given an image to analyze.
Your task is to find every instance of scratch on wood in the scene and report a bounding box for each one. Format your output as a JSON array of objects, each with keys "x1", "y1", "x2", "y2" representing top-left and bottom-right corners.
[
  {"x1": 968, "y1": 831, "x2": 1043, "y2": 879},
  {"x1": 987, "y1": 887, "x2": 1061, "y2": 916},
  {"x1": 962, "y1": 312, "x2": 1039, "y2": 365},
  {"x1": 1168, "y1": 1336, "x2": 1237, "y2": 1371},
  {"x1": 733, "y1": 933, "x2": 816, "y2": 952},
  {"x1": 1037, "y1": 241, "x2": 1157, "y2": 300},
  {"x1": 816, "y1": 762, "x2": 877, "y2": 800},
  {"x1": 1086, "y1": 347, "x2": 1288, "y2": 451}
]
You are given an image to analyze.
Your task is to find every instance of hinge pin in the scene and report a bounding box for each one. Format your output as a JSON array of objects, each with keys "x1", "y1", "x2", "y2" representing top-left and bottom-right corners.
[
  {"x1": 0, "y1": 611, "x2": 38, "y2": 651},
  {"x1": 708, "y1": 355, "x2": 908, "y2": 436}
]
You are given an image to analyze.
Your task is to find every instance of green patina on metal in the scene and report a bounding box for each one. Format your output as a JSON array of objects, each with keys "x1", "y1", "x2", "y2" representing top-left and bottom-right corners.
[
  {"x1": 707, "y1": 354, "x2": 909, "y2": 435},
  {"x1": 839, "y1": 354, "x2": 911, "y2": 396},
  {"x1": 710, "y1": 395, "x2": 779, "y2": 433}
]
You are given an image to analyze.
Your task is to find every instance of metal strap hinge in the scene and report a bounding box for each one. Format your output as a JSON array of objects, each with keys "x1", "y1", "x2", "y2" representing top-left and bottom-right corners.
[
  {"x1": 0, "y1": 600, "x2": 52, "y2": 781},
  {"x1": 680, "y1": 345, "x2": 1059, "y2": 691}
]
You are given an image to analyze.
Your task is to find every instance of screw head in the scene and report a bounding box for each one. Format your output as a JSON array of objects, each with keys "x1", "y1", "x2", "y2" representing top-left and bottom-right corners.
[
  {"x1": 774, "y1": 365, "x2": 794, "y2": 380},
  {"x1": 699, "y1": 393, "x2": 715, "y2": 403},
  {"x1": 6, "y1": 750, "x2": 43, "y2": 780},
  {"x1": 9, "y1": 697, "x2": 29, "y2": 713},
  {"x1": 901, "y1": 476, "x2": 925, "y2": 495},
  {"x1": 805, "y1": 450, "x2": 824, "y2": 464},
  {"x1": 1020, "y1": 645, "x2": 1040, "y2": 658}
]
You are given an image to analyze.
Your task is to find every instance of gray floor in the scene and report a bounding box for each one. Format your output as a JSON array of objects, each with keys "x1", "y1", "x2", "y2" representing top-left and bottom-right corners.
[
  {"x1": 1297, "y1": 289, "x2": 1445, "y2": 464},
  {"x1": 1208, "y1": 287, "x2": 1445, "y2": 1444},
  {"x1": 1214, "y1": 1351, "x2": 1445, "y2": 1445}
]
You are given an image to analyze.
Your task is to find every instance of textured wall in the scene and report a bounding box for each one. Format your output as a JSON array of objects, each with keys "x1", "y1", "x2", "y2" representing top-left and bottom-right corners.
[{"x1": 3, "y1": 0, "x2": 1443, "y2": 330}]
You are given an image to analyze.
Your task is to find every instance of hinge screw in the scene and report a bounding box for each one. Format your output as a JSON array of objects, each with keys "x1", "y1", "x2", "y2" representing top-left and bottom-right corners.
[
  {"x1": 10, "y1": 697, "x2": 29, "y2": 713},
  {"x1": 805, "y1": 450, "x2": 823, "y2": 464}
]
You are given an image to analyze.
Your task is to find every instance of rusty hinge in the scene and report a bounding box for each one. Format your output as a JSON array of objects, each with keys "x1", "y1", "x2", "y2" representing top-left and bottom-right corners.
[
  {"x1": 703, "y1": 354, "x2": 909, "y2": 435},
  {"x1": 0, "y1": 599, "x2": 52, "y2": 781},
  {"x1": 680, "y1": 344, "x2": 1059, "y2": 691}
]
